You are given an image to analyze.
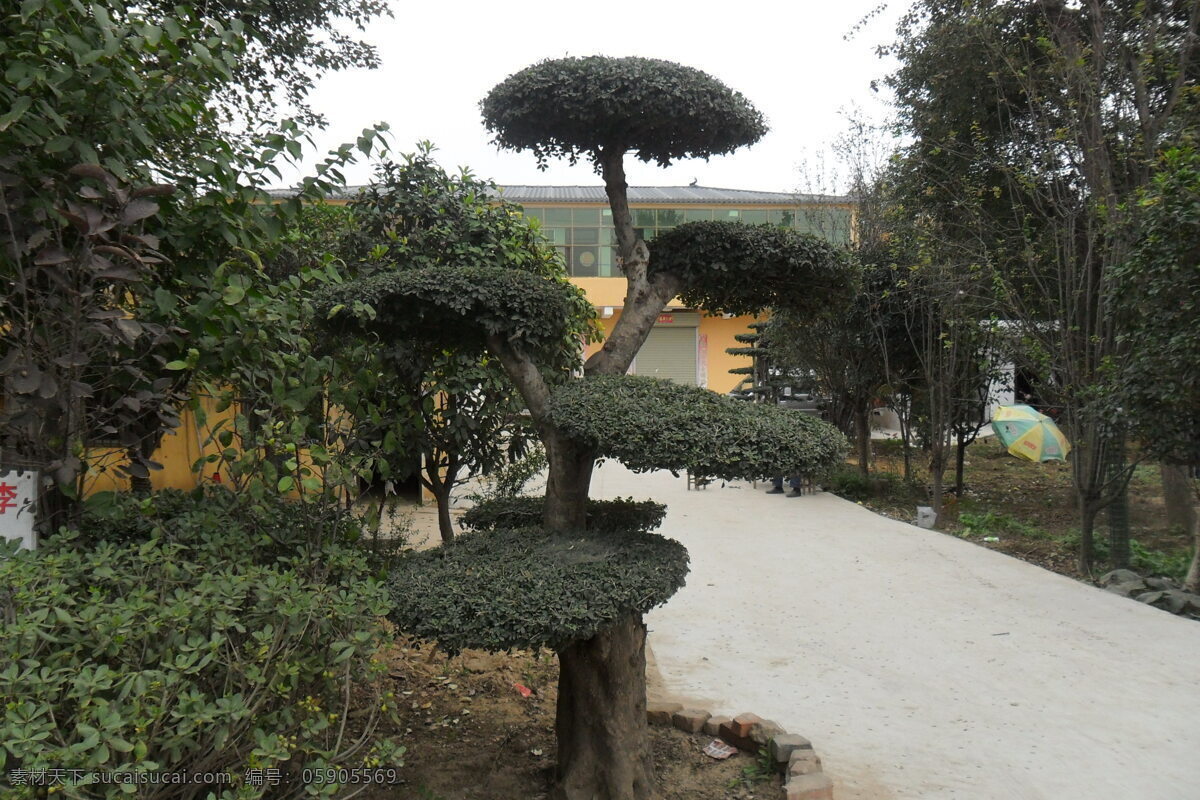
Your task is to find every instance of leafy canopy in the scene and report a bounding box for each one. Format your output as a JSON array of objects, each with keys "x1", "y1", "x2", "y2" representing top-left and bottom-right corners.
[
  {"x1": 481, "y1": 55, "x2": 767, "y2": 168},
  {"x1": 1113, "y1": 146, "x2": 1200, "y2": 466},
  {"x1": 650, "y1": 220, "x2": 857, "y2": 317},
  {"x1": 388, "y1": 526, "x2": 689, "y2": 654},
  {"x1": 548, "y1": 375, "x2": 848, "y2": 481}
]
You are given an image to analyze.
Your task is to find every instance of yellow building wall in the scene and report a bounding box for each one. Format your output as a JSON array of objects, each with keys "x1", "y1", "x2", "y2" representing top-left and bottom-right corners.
[
  {"x1": 579, "y1": 300, "x2": 760, "y2": 395},
  {"x1": 83, "y1": 395, "x2": 237, "y2": 495},
  {"x1": 698, "y1": 313, "x2": 760, "y2": 395}
]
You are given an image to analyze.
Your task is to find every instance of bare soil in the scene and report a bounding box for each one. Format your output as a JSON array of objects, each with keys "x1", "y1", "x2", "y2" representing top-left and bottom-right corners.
[
  {"x1": 858, "y1": 439, "x2": 1190, "y2": 581},
  {"x1": 362, "y1": 638, "x2": 780, "y2": 800}
]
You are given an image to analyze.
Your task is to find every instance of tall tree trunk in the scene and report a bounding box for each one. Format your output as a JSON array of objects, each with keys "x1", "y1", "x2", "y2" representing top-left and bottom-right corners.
[
  {"x1": 928, "y1": 447, "x2": 946, "y2": 525},
  {"x1": 553, "y1": 613, "x2": 653, "y2": 800},
  {"x1": 543, "y1": 432, "x2": 594, "y2": 532},
  {"x1": 1078, "y1": 496, "x2": 1101, "y2": 577},
  {"x1": 855, "y1": 406, "x2": 872, "y2": 477},
  {"x1": 1185, "y1": 505, "x2": 1200, "y2": 593},
  {"x1": 1161, "y1": 464, "x2": 1197, "y2": 534},
  {"x1": 1104, "y1": 431, "x2": 1130, "y2": 569}
]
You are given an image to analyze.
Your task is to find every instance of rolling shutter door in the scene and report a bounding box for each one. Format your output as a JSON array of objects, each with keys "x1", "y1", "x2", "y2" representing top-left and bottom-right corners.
[{"x1": 634, "y1": 326, "x2": 697, "y2": 385}]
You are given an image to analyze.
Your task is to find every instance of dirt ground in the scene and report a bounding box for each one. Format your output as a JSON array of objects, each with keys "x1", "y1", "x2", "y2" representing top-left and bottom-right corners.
[
  {"x1": 859, "y1": 439, "x2": 1190, "y2": 581},
  {"x1": 362, "y1": 638, "x2": 780, "y2": 800}
]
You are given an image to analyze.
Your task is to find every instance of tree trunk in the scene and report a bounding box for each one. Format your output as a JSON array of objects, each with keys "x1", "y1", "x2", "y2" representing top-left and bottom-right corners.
[
  {"x1": 434, "y1": 485, "x2": 455, "y2": 543},
  {"x1": 1078, "y1": 496, "x2": 1100, "y2": 577},
  {"x1": 954, "y1": 434, "x2": 968, "y2": 497},
  {"x1": 422, "y1": 453, "x2": 460, "y2": 543},
  {"x1": 543, "y1": 433, "x2": 594, "y2": 532},
  {"x1": 1161, "y1": 463, "x2": 1197, "y2": 533},
  {"x1": 1185, "y1": 504, "x2": 1200, "y2": 593},
  {"x1": 929, "y1": 448, "x2": 945, "y2": 525},
  {"x1": 1104, "y1": 431, "x2": 1130, "y2": 569},
  {"x1": 854, "y1": 406, "x2": 871, "y2": 478},
  {"x1": 553, "y1": 614, "x2": 653, "y2": 800}
]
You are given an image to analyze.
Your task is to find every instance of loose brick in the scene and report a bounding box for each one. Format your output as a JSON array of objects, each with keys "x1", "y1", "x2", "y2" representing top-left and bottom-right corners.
[
  {"x1": 788, "y1": 748, "x2": 823, "y2": 777},
  {"x1": 646, "y1": 701, "x2": 683, "y2": 726},
  {"x1": 749, "y1": 718, "x2": 786, "y2": 747},
  {"x1": 770, "y1": 734, "x2": 814, "y2": 770},
  {"x1": 671, "y1": 708, "x2": 711, "y2": 734},
  {"x1": 703, "y1": 715, "x2": 731, "y2": 737},
  {"x1": 785, "y1": 772, "x2": 833, "y2": 800},
  {"x1": 728, "y1": 713, "x2": 762, "y2": 738}
]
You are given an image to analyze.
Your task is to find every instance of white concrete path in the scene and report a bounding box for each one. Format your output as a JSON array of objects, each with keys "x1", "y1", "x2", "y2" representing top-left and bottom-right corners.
[{"x1": 588, "y1": 462, "x2": 1200, "y2": 800}]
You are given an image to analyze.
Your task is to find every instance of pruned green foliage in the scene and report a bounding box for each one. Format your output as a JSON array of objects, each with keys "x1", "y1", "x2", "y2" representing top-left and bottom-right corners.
[
  {"x1": 548, "y1": 375, "x2": 848, "y2": 480},
  {"x1": 649, "y1": 221, "x2": 856, "y2": 317},
  {"x1": 461, "y1": 496, "x2": 667, "y2": 534},
  {"x1": 316, "y1": 265, "x2": 590, "y2": 368},
  {"x1": 480, "y1": 56, "x2": 766, "y2": 168},
  {"x1": 388, "y1": 527, "x2": 689, "y2": 654}
]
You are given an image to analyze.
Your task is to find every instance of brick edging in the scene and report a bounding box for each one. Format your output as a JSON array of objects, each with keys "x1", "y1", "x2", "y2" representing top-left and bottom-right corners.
[{"x1": 647, "y1": 702, "x2": 833, "y2": 800}]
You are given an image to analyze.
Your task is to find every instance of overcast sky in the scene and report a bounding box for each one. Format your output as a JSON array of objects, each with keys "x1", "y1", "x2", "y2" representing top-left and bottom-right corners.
[{"x1": 282, "y1": 1, "x2": 906, "y2": 194}]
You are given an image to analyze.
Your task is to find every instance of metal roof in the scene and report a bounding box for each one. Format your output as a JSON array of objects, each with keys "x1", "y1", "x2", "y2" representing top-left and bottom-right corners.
[
  {"x1": 492, "y1": 185, "x2": 848, "y2": 205},
  {"x1": 268, "y1": 184, "x2": 848, "y2": 205}
]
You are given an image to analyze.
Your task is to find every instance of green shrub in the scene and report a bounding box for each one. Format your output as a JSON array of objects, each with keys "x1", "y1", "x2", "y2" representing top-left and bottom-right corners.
[
  {"x1": 1129, "y1": 539, "x2": 1191, "y2": 580},
  {"x1": 74, "y1": 488, "x2": 390, "y2": 576},
  {"x1": 460, "y1": 496, "x2": 667, "y2": 534},
  {"x1": 826, "y1": 467, "x2": 871, "y2": 500},
  {"x1": 0, "y1": 494, "x2": 403, "y2": 799}
]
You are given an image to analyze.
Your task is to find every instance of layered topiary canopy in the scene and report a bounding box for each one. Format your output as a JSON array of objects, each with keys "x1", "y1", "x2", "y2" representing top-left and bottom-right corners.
[
  {"x1": 388, "y1": 526, "x2": 689, "y2": 654},
  {"x1": 480, "y1": 56, "x2": 767, "y2": 168},
  {"x1": 461, "y1": 496, "x2": 667, "y2": 535},
  {"x1": 650, "y1": 221, "x2": 857, "y2": 317},
  {"x1": 548, "y1": 375, "x2": 848, "y2": 480},
  {"x1": 315, "y1": 265, "x2": 593, "y2": 366}
]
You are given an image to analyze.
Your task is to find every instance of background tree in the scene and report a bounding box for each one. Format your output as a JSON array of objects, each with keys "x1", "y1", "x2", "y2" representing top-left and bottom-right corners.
[
  {"x1": 318, "y1": 57, "x2": 853, "y2": 800},
  {"x1": 886, "y1": 0, "x2": 1200, "y2": 571},
  {"x1": 1112, "y1": 146, "x2": 1200, "y2": 589}
]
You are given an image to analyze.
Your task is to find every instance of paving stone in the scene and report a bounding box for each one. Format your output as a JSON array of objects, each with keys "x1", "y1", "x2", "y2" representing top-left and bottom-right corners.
[
  {"x1": 785, "y1": 772, "x2": 833, "y2": 800},
  {"x1": 703, "y1": 715, "x2": 731, "y2": 737},
  {"x1": 788, "y1": 749, "x2": 823, "y2": 777},
  {"x1": 770, "y1": 734, "x2": 814, "y2": 769},
  {"x1": 671, "y1": 708, "x2": 711, "y2": 734},
  {"x1": 646, "y1": 701, "x2": 683, "y2": 726}
]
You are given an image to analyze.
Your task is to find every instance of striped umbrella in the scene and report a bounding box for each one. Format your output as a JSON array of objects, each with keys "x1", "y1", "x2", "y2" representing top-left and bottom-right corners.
[{"x1": 992, "y1": 405, "x2": 1071, "y2": 462}]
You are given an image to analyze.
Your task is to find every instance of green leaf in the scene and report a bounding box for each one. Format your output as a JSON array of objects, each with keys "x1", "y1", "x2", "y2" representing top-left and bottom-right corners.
[
  {"x1": 221, "y1": 284, "x2": 246, "y2": 305},
  {"x1": 276, "y1": 476, "x2": 295, "y2": 493},
  {"x1": 0, "y1": 96, "x2": 32, "y2": 131}
]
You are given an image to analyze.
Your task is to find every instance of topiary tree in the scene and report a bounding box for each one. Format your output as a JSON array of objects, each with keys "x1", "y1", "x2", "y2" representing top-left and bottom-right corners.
[{"x1": 319, "y1": 58, "x2": 854, "y2": 800}]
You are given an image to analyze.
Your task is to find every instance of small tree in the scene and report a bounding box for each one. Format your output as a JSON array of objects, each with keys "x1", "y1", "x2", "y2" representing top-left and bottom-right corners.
[
  {"x1": 318, "y1": 59, "x2": 851, "y2": 800},
  {"x1": 0, "y1": 0, "x2": 384, "y2": 531}
]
